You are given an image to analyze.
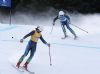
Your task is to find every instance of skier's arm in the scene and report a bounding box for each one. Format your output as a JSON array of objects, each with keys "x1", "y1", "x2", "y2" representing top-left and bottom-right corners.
[
  {"x1": 20, "y1": 31, "x2": 35, "y2": 43},
  {"x1": 65, "y1": 15, "x2": 71, "y2": 24},
  {"x1": 23, "y1": 31, "x2": 35, "y2": 39},
  {"x1": 40, "y1": 36, "x2": 50, "y2": 47},
  {"x1": 40, "y1": 35, "x2": 47, "y2": 44},
  {"x1": 53, "y1": 16, "x2": 58, "y2": 25}
]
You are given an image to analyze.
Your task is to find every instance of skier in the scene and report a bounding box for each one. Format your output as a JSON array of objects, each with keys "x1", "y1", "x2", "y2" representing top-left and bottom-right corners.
[
  {"x1": 53, "y1": 10, "x2": 77, "y2": 39},
  {"x1": 16, "y1": 26, "x2": 50, "y2": 70}
]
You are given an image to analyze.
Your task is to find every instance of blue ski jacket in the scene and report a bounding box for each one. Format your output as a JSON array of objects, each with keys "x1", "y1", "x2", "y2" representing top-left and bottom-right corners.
[{"x1": 53, "y1": 15, "x2": 71, "y2": 25}]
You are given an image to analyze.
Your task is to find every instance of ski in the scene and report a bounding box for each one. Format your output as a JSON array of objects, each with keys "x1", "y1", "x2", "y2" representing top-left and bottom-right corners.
[
  {"x1": 61, "y1": 36, "x2": 67, "y2": 39},
  {"x1": 11, "y1": 64, "x2": 35, "y2": 74},
  {"x1": 20, "y1": 66, "x2": 35, "y2": 74},
  {"x1": 61, "y1": 36, "x2": 78, "y2": 40},
  {"x1": 61, "y1": 35, "x2": 68, "y2": 39},
  {"x1": 61, "y1": 37, "x2": 67, "y2": 39},
  {"x1": 11, "y1": 64, "x2": 24, "y2": 72},
  {"x1": 25, "y1": 69, "x2": 35, "y2": 74}
]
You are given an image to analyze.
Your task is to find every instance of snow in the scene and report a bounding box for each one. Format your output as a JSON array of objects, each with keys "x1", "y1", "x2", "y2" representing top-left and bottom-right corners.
[{"x1": 0, "y1": 14, "x2": 100, "y2": 74}]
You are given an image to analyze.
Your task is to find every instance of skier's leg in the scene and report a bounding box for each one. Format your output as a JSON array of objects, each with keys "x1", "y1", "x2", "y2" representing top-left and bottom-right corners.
[
  {"x1": 24, "y1": 44, "x2": 36, "y2": 70},
  {"x1": 26, "y1": 45, "x2": 36, "y2": 63},
  {"x1": 16, "y1": 43, "x2": 31, "y2": 68},
  {"x1": 61, "y1": 24, "x2": 67, "y2": 38},
  {"x1": 66, "y1": 24, "x2": 77, "y2": 39}
]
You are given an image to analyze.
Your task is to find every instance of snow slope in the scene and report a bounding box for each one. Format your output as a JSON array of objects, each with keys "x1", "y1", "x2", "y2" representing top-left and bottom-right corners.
[{"x1": 0, "y1": 15, "x2": 100, "y2": 74}]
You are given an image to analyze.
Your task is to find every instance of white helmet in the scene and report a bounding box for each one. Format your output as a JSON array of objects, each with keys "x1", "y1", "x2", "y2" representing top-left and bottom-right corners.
[
  {"x1": 37, "y1": 25, "x2": 44, "y2": 32},
  {"x1": 59, "y1": 11, "x2": 65, "y2": 15}
]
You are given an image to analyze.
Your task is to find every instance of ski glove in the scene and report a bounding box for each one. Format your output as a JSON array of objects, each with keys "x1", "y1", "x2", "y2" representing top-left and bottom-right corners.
[
  {"x1": 20, "y1": 39, "x2": 24, "y2": 43},
  {"x1": 53, "y1": 22, "x2": 55, "y2": 26},
  {"x1": 46, "y1": 43, "x2": 50, "y2": 47}
]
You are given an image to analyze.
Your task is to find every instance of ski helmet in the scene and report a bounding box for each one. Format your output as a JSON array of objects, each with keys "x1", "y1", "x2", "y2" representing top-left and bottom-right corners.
[
  {"x1": 59, "y1": 11, "x2": 65, "y2": 15},
  {"x1": 36, "y1": 25, "x2": 44, "y2": 32}
]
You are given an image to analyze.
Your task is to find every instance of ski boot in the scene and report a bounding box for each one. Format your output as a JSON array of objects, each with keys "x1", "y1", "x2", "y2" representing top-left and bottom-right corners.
[
  {"x1": 23, "y1": 62, "x2": 28, "y2": 70},
  {"x1": 61, "y1": 35, "x2": 68, "y2": 39},
  {"x1": 16, "y1": 61, "x2": 21, "y2": 68}
]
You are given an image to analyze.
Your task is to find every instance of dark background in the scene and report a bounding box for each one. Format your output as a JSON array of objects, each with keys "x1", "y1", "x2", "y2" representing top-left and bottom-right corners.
[{"x1": 0, "y1": 0, "x2": 100, "y2": 14}]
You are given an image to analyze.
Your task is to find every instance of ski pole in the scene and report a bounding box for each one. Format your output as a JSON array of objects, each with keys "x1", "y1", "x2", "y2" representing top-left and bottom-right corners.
[
  {"x1": 49, "y1": 46, "x2": 52, "y2": 66},
  {"x1": 71, "y1": 24, "x2": 88, "y2": 33},
  {"x1": 50, "y1": 25, "x2": 54, "y2": 34}
]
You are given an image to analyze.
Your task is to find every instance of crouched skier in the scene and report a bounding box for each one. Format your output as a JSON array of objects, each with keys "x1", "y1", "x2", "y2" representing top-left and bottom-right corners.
[{"x1": 53, "y1": 10, "x2": 78, "y2": 39}]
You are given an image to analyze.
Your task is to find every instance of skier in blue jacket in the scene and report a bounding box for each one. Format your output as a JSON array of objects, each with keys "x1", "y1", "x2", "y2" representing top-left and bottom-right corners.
[
  {"x1": 16, "y1": 26, "x2": 50, "y2": 70},
  {"x1": 53, "y1": 11, "x2": 77, "y2": 39}
]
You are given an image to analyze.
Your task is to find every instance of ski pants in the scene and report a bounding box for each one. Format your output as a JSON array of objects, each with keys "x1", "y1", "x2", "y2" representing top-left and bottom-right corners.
[
  {"x1": 61, "y1": 21, "x2": 76, "y2": 37},
  {"x1": 19, "y1": 40, "x2": 37, "y2": 64}
]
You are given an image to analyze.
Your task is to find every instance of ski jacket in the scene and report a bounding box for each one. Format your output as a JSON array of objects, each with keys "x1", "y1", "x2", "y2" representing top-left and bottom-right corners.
[
  {"x1": 23, "y1": 30, "x2": 47, "y2": 44},
  {"x1": 53, "y1": 15, "x2": 71, "y2": 24}
]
